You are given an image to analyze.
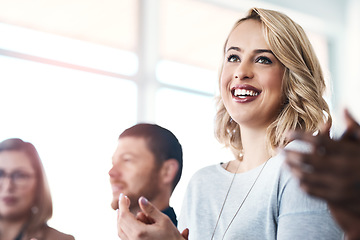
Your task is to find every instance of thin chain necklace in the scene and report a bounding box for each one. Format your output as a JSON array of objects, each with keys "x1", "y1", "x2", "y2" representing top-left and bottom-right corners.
[{"x1": 210, "y1": 158, "x2": 269, "y2": 240}]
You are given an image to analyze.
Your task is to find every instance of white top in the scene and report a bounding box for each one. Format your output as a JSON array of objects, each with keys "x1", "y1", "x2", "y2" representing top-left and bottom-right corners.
[{"x1": 178, "y1": 141, "x2": 343, "y2": 239}]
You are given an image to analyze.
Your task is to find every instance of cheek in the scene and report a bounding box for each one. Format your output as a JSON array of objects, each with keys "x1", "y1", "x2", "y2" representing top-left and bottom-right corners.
[
  {"x1": 220, "y1": 64, "x2": 238, "y2": 93},
  {"x1": 271, "y1": 76, "x2": 283, "y2": 89},
  {"x1": 265, "y1": 79, "x2": 284, "y2": 111},
  {"x1": 262, "y1": 70, "x2": 284, "y2": 93},
  {"x1": 220, "y1": 79, "x2": 226, "y2": 96},
  {"x1": 272, "y1": 68, "x2": 284, "y2": 87},
  {"x1": 126, "y1": 167, "x2": 146, "y2": 182},
  {"x1": 22, "y1": 184, "x2": 37, "y2": 203},
  {"x1": 11, "y1": 188, "x2": 37, "y2": 215},
  {"x1": 220, "y1": 71, "x2": 229, "y2": 95}
]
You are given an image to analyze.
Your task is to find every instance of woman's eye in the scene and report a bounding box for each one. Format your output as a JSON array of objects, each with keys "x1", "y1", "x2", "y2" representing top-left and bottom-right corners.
[
  {"x1": 256, "y1": 57, "x2": 272, "y2": 64},
  {"x1": 12, "y1": 172, "x2": 31, "y2": 179},
  {"x1": 227, "y1": 55, "x2": 240, "y2": 62}
]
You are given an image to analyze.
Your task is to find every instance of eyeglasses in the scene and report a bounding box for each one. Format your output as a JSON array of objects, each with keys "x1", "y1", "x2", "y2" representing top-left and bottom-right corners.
[{"x1": 0, "y1": 170, "x2": 35, "y2": 188}]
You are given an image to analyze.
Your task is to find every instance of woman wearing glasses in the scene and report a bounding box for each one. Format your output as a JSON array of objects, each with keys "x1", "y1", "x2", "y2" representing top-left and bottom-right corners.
[{"x1": 0, "y1": 138, "x2": 74, "y2": 240}]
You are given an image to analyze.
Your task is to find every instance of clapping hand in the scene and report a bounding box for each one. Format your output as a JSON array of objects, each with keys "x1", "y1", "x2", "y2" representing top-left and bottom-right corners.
[
  {"x1": 117, "y1": 194, "x2": 189, "y2": 240},
  {"x1": 285, "y1": 109, "x2": 360, "y2": 239}
]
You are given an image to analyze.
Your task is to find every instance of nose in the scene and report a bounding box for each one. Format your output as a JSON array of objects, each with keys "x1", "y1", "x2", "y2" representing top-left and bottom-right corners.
[
  {"x1": 234, "y1": 60, "x2": 254, "y2": 80},
  {"x1": 108, "y1": 166, "x2": 120, "y2": 178},
  {"x1": 0, "y1": 177, "x2": 15, "y2": 192}
]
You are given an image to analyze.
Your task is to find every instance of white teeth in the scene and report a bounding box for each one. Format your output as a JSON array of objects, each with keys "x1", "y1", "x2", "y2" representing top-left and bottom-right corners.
[{"x1": 234, "y1": 89, "x2": 259, "y2": 97}]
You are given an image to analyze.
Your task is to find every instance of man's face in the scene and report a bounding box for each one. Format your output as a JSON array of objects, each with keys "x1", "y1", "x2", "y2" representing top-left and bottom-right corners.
[{"x1": 109, "y1": 136, "x2": 161, "y2": 211}]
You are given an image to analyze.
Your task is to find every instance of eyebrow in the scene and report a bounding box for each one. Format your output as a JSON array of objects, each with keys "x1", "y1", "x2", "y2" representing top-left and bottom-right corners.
[
  {"x1": 226, "y1": 46, "x2": 241, "y2": 52},
  {"x1": 226, "y1": 46, "x2": 274, "y2": 55},
  {"x1": 254, "y1": 49, "x2": 273, "y2": 54}
]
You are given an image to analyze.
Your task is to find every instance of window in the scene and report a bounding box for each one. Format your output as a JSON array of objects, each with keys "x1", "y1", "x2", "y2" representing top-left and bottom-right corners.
[
  {"x1": 155, "y1": 88, "x2": 233, "y2": 212},
  {"x1": 0, "y1": 54, "x2": 137, "y2": 239}
]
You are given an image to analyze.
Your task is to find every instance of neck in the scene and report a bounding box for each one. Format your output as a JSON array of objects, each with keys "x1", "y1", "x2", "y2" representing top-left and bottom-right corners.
[
  {"x1": 0, "y1": 218, "x2": 27, "y2": 240},
  {"x1": 237, "y1": 126, "x2": 271, "y2": 172}
]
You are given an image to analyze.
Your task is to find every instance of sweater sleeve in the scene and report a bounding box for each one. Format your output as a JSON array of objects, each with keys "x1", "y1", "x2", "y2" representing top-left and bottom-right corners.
[
  {"x1": 177, "y1": 171, "x2": 197, "y2": 233},
  {"x1": 276, "y1": 168, "x2": 343, "y2": 239}
]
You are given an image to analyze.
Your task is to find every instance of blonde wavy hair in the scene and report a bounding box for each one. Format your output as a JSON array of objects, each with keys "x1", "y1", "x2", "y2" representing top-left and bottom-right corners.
[{"x1": 215, "y1": 8, "x2": 331, "y2": 159}]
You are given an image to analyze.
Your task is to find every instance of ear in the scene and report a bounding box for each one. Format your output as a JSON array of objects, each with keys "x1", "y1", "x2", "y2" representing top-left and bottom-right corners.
[{"x1": 160, "y1": 159, "x2": 179, "y2": 186}]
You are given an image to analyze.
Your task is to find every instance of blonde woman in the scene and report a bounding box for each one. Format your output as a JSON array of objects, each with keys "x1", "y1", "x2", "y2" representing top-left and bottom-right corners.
[
  {"x1": 0, "y1": 138, "x2": 74, "y2": 240},
  {"x1": 116, "y1": 8, "x2": 342, "y2": 240}
]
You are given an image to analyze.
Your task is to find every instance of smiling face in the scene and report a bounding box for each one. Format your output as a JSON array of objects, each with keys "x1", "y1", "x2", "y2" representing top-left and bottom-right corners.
[
  {"x1": 0, "y1": 151, "x2": 37, "y2": 221},
  {"x1": 221, "y1": 19, "x2": 285, "y2": 129},
  {"x1": 109, "y1": 136, "x2": 162, "y2": 211}
]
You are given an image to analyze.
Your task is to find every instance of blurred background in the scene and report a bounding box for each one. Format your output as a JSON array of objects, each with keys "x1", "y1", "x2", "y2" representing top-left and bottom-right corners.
[{"x1": 0, "y1": 0, "x2": 359, "y2": 239}]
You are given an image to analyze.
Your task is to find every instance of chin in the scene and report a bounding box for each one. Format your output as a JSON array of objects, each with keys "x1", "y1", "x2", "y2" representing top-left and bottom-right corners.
[
  {"x1": 111, "y1": 198, "x2": 119, "y2": 210},
  {"x1": 0, "y1": 210, "x2": 27, "y2": 220}
]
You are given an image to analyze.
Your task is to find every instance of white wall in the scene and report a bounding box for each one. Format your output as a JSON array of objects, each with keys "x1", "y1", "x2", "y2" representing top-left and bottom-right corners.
[{"x1": 343, "y1": 0, "x2": 360, "y2": 120}]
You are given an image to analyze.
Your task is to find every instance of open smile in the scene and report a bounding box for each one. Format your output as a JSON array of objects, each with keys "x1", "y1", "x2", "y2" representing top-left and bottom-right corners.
[{"x1": 231, "y1": 85, "x2": 261, "y2": 102}]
